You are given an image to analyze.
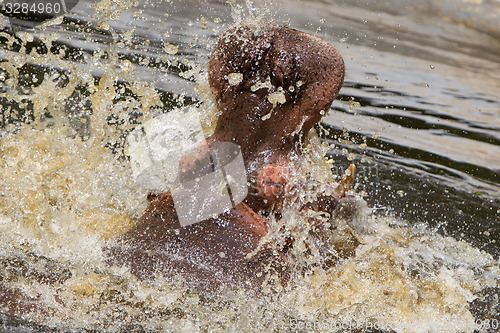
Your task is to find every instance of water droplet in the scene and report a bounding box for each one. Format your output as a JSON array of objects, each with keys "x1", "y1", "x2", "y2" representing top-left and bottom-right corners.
[
  {"x1": 226, "y1": 73, "x2": 243, "y2": 86},
  {"x1": 268, "y1": 91, "x2": 286, "y2": 105},
  {"x1": 164, "y1": 43, "x2": 178, "y2": 55}
]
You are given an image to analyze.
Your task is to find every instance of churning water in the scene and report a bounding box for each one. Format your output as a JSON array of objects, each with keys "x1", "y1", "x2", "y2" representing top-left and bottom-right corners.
[{"x1": 0, "y1": 0, "x2": 499, "y2": 332}]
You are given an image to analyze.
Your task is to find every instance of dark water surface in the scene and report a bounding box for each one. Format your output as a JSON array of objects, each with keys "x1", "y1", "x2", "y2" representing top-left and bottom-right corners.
[{"x1": 1, "y1": 0, "x2": 499, "y2": 331}]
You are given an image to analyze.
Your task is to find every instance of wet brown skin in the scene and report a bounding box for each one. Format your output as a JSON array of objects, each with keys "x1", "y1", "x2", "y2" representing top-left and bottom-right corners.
[
  {"x1": 106, "y1": 24, "x2": 346, "y2": 294},
  {"x1": 209, "y1": 25, "x2": 344, "y2": 164}
]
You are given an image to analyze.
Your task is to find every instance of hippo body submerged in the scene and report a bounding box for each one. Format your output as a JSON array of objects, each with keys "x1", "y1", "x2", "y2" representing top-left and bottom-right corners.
[
  {"x1": 0, "y1": 25, "x2": 352, "y2": 318},
  {"x1": 107, "y1": 24, "x2": 350, "y2": 294}
]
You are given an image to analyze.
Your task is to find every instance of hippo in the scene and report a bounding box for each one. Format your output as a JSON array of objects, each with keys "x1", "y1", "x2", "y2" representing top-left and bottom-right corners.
[{"x1": 106, "y1": 24, "x2": 353, "y2": 294}]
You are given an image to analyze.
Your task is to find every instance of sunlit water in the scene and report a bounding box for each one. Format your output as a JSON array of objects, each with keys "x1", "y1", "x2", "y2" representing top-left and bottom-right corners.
[{"x1": 0, "y1": 0, "x2": 499, "y2": 332}]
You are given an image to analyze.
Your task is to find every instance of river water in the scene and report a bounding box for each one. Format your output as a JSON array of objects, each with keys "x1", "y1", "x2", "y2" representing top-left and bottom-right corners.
[{"x1": 0, "y1": 0, "x2": 499, "y2": 332}]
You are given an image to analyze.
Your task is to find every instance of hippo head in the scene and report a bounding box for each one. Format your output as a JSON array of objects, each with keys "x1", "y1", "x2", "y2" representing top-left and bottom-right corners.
[{"x1": 208, "y1": 24, "x2": 345, "y2": 162}]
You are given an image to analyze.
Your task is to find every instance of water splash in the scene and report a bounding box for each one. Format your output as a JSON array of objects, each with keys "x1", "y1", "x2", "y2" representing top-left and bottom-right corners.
[{"x1": 0, "y1": 1, "x2": 499, "y2": 332}]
